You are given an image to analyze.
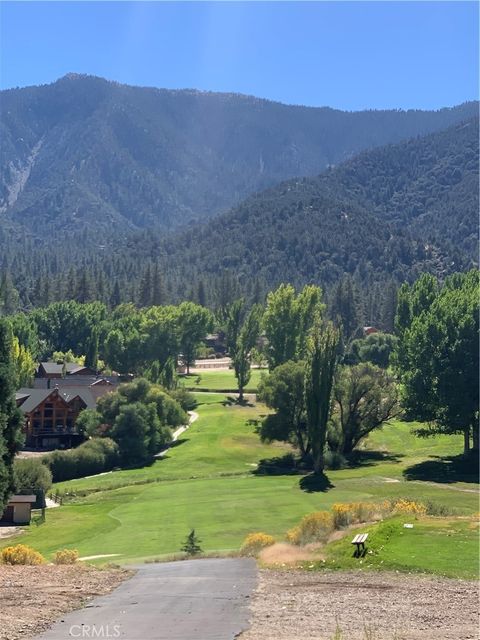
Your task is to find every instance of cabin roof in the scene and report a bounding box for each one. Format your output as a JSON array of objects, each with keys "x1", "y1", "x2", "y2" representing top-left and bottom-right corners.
[
  {"x1": 16, "y1": 387, "x2": 96, "y2": 413},
  {"x1": 38, "y1": 362, "x2": 88, "y2": 375},
  {"x1": 8, "y1": 495, "x2": 36, "y2": 504},
  {"x1": 33, "y1": 376, "x2": 118, "y2": 390}
]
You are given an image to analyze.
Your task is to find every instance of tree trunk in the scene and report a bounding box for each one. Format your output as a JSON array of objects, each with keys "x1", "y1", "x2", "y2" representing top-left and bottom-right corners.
[
  {"x1": 313, "y1": 451, "x2": 324, "y2": 475},
  {"x1": 297, "y1": 429, "x2": 307, "y2": 460},
  {"x1": 342, "y1": 439, "x2": 354, "y2": 456},
  {"x1": 463, "y1": 427, "x2": 470, "y2": 455},
  {"x1": 472, "y1": 425, "x2": 479, "y2": 453},
  {"x1": 238, "y1": 386, "x2": 244, "y2": 403}
]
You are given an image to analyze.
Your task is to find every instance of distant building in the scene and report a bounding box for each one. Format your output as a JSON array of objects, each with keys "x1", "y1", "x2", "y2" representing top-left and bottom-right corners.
[
  {"x1": 363, "y1": 326, "x2": 379, "y2": 336},
  {"x1": 203, "y1": 333, "x2": 227, "y2": 355},
  {"x1": 0, "y1": 495, "x2": 36, "y2": 525},
  {"x1": 36, "y1": 362, "x2": 97, "y2": 379}
]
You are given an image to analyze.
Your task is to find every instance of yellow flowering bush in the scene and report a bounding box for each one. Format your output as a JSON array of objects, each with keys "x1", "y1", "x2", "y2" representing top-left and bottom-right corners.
[
  {"x1": 286, "y1": 526, "x2": 303, "y2": 545},
  {"x1": 240, "y1": 532, "x2": 275, "y2": 556},
  {"x1": 53, "y1": 548, "x2": 79, "y2": 565},
  {"x1": 332, "y1": 503, "x2": 353, "y2": 528},
  {"x1": 1, "y1": 544, "x2": 45, "y2": 565},
  {"x1": 393, "y1": 499, "x2": 427, "y2": 516},
  {"x1": 288, "y1": 511, "x2": 334, "y2": 545}
]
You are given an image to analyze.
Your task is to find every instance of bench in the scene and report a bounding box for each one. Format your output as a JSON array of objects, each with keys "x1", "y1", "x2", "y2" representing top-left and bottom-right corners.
[{"x1": 351, "y1": 533, "x2": 368, "y2": 556}]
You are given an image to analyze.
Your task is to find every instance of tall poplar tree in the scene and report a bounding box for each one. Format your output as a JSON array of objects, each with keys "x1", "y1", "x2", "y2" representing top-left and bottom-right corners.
[
  {"x1": 304, "y1": 321, "x2": 339, "y2": 474},
  {"x1": 233, "y1": 305, "x2": 262, "y2": 401}
]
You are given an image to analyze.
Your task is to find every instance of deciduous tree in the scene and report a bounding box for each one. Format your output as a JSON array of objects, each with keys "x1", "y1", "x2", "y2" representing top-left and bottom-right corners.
[
  {"x1": 329, "y1": 363, "x2": 399, "y2": 455},
  {"x1": 394, "y1": 270, "x2": 479, "y2": 454},
  {"x1": 304, "y1": 321, "x2": 339, "y2": 474}
]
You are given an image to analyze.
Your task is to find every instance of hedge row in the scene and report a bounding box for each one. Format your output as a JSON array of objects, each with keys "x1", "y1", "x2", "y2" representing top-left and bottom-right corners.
[{"x1": 42, "y1": 438, "x2": 119, "y2": 482}]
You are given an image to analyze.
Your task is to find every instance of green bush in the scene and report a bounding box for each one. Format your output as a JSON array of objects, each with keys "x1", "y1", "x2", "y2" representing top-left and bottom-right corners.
[
  {"x1": 170, "y1": 387, "x2": 197, "y2": 411},
  {"x1": 13, "y1": 458, "x2": 52, "y2": 508},
  {"x1": 43, "y1": 438, "x2": 119, "y2": 482},
  {"x1": 82, "y1": 438, "x2": 120, "y2": 469},
  {"x1": 324, "y1": 449, "x2": 347, "y2": 470}
]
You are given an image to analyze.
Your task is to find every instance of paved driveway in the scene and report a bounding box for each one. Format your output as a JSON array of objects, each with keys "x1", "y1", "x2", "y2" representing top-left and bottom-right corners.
[{"x1": 37, "y1": 558, "x2": 257, "y2": 640}]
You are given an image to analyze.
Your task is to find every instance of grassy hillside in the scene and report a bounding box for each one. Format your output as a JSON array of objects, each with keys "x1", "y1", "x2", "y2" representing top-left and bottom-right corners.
[
  {"x1": 4, "y1": 393, "x2": 478, "y2": 572},
  {"x1": 319, "y1": 516, "x2": 478, "y2": 579}
]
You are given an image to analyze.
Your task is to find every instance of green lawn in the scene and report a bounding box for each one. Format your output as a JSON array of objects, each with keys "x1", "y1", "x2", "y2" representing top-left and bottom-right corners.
[
  {"x1": 316, "y1": 516, "x2": 479, "y2": 579},
  {"x1": 4, "y1": 393, "x2": 478, "y2": 572},
  {"x1": 180, "y1": 368, "x2": 266, "y2": 392},
  {"x1": 52, "y1": 392, "x2": 284, "y2": 495}
]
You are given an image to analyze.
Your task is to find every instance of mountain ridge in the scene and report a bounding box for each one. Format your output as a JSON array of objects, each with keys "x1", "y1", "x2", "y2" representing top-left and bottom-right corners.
[{"x1": 1, "y1": 74, "x2": 478, "y2": 238}]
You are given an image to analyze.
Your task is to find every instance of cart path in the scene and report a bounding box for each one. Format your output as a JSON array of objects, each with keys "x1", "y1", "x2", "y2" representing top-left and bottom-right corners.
[{"x1": 36, "y1": 558, "x2": 257, "y2": 640}]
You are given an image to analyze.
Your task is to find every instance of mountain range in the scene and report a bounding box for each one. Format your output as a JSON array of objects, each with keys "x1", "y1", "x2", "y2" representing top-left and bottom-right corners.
[
  {"x1": 130, "y1": 117, "x2": 479, "y2": 291},
  {"x1": 1, "y1": 74, "x2": 477, "y2": 239},
  {"x1": 0, "y1": 74, "x2": 478, "y2": 311}
]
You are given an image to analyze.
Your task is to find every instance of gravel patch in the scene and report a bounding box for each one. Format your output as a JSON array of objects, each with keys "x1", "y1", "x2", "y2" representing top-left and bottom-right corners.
[
  {"x1": 241, "y1": 569, "x2": 479, "y2": 640},
  {"x1": 0, "y1": 564, "x2": 132, "y2": 640}
]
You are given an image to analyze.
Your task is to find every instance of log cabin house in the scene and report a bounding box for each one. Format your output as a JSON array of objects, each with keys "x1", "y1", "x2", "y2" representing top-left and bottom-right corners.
[{"x1": 16, "y1": 387, "x2": 95, "y2": 449}]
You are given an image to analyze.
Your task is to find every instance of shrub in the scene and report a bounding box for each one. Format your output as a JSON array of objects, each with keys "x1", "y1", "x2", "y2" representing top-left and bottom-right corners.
[
  {"x1": 170, "y1": 388, "x2": 197, "y2": 411},
  {"x1": 43, "y1": 437, "x2": 119, "y2": 482},
  {"x1": 332, "y1": 503, "x2": 353, "y2": 528},
  {"x1": 83, "y1": 438, "x2": 120, "y2": 469},
  {"x1": 424, "y1": 500, "x2": 459, "y2": 517},
  {"x1": 13, "y1": 458, "x2": 52, "y2": 508},
  {"x1": 1, "y1": 544, "x2": 45, "y2": 565},
  {"x1": 287, "y1": 511, "x2": 334, "y2": 545},
  {"x1": 324, "y1": 449, "x2": 347, "y2": 470},
  {"x1": 285, "y1": 526, "x2": 301, "y2": 545},
  {"x1": 240, "y1": 532, "x2": 276, "y2": 556},
  {"x1": 393, "y1": 498, "x2": 427, "y2": 516},
  {"x1": 53, "y1": 548, "x2": 79, "y2": 565}
]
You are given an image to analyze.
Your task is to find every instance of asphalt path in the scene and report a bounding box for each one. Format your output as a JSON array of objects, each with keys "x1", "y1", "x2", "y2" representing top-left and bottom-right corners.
[{"x1": 37, "y1": 558, "x2": 257, "y2": 640}]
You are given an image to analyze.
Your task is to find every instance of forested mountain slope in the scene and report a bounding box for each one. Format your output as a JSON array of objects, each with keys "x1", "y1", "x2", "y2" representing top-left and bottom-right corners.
[
  {"x1": 0, "y1": 115, "x2": 477, "y2": 313},
  {"x1": 139, "y1": 118, "x2": 478, "y2": 290},
  {"x1": 1, "y1": 73, "x2": 477, "y2": 237}
]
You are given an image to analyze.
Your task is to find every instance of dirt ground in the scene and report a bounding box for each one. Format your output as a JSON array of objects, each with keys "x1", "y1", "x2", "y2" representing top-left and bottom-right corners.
[
  {"x1": 0, "y1": 564, "x2": 132, "y2": 640},
  {"x1": 241, "y1": 569, "x2": 479, "y2": 640}
]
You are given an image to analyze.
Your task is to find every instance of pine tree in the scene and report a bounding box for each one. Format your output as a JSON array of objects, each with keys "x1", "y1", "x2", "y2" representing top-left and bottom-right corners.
[
  {"x1": 139, "y1": 264, "x2": 152, "y2": 307},
  {"x1": 380, "y1": 281, "x2": 398, "y2": 333},
  {"x1": 196, "y1": 280, "x2": 207, "y2": 307},
  {"x1": 75, "y1": 270, "x2": 93, "y2": 303},
  {"x1": 151, "y1": 263, "x2": 166, "y2": 306},
  {"x1": 181, "y1": 529, "x2": 203, "y2": 556},
  {"x1": 110, "y1": 281, "x2": 121, "y2": 308}
]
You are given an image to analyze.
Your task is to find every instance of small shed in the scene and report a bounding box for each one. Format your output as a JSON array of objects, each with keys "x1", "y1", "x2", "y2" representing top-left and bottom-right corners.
[{"x1": 0, "y1": 495, "x2": 37, "y2": 525}]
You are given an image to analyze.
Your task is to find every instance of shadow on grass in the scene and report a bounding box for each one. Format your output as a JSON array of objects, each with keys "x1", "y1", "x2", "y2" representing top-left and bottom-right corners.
[
  {"x1": 347, "y1": 450, "x2": 405, "y2": 468},
  {"x1": 253, "y1": 454, "x2": 299, "y2": 476},
  {"x1": 222, "y1": 395, "x2": 254, "y2": 408},
  {"x1": 403, "y1": 453, "x2": 479, "y2": 484},
  {"x1": 299, "y1": 473, "x2": 334, "y2": 493},
  {"x1": 154, "y1": 438, "x2": 189, "y2": 460}
]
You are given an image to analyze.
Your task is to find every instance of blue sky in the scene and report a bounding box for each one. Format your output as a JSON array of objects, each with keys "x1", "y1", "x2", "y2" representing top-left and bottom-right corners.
[{"x1": 0, "y1": 1, "x2": 478, "y2": 110}]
